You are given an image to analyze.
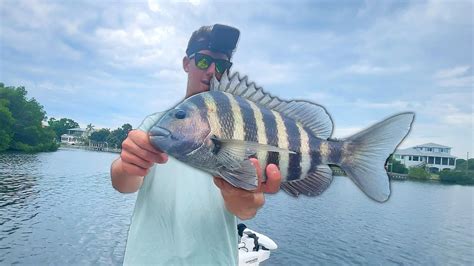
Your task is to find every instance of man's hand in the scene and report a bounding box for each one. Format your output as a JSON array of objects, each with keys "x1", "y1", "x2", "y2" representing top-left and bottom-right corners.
[
  {"x1": 213, "y1": 158, "x2": 281, "y2": 220},
  {"x1": 111, "y1": 130, "x2": 168, "y2": 193},
  {"x1": 120, "y1": 130, "x2": 168, "y2": 176}
]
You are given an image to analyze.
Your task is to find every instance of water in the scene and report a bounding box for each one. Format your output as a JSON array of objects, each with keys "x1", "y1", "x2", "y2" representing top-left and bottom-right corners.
[{"x1": 0, "y1": 149, "x2": 473, "y2": 265}]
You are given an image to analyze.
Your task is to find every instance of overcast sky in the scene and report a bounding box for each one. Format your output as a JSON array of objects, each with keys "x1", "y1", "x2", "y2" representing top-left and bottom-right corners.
[{"x1": 1, "y1": 0, "x2": 472, "y2": 157}]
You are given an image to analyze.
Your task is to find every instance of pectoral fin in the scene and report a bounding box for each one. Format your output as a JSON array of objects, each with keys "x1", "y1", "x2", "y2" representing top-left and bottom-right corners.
[
  {"x1": 212, "y1": 137, "x2": 289, "y2": 190},
  {"x1": 217, "y1": 159, "x2": 258, "y2": 191},
  {"x1": 211, "y1": 136, "x2": 295, "y2": 190}
]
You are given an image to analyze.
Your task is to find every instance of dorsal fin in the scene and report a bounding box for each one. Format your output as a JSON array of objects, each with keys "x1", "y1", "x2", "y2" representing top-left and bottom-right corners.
[{"x1": 210, "y1": 72, "x2": 334, "y2": 139}]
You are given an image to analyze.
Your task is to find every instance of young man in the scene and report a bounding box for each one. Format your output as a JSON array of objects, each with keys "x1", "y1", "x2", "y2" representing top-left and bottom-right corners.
[{"x1": 110, "y1": 24, "x2": 281, "y2": 265}]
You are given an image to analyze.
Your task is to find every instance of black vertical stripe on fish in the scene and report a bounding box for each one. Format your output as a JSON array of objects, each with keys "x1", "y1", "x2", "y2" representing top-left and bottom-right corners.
[
  {"x1": 284, "y1": 118, "x2": 302, "y2": 181},
  {"x1": 308, "y1": 129, "x2": 322, "y2": 169},
  {"x1": 235, "y1": 96, "x2": 258, "y2": 143},
  {"x1": 189, "y1": 94, "x2": 209, "y2": 123},
  {"x1": 225, "y1": 93, "x2": 245, "y2": 141},
  {"x1": 258, "y1": 105, "x2": 279, "y2": 167},
  {"x1": 210, "y1": 92, "x2": 234, "y2": 139}
]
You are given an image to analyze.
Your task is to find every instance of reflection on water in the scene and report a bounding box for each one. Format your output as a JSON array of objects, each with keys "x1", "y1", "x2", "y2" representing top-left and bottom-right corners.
[{"x1": 0, "y1": 149, "x2": 473, "y2": 265}]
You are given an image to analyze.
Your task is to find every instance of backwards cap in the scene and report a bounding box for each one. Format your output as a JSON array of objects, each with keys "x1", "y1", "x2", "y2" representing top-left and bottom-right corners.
[{"x1": 186, "y1": 24, "x2": 240, "y2": 59}]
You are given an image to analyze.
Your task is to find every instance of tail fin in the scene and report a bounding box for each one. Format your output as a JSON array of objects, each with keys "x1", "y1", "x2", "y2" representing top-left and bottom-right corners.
[{"x1": 338, "y1": 112, "x2": 415, "y2": 202}]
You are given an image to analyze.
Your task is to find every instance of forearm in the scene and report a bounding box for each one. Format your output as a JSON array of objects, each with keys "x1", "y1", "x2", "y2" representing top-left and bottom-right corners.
[{"x1": 110, "y1": 158, "x2": 144, "y2": 193}]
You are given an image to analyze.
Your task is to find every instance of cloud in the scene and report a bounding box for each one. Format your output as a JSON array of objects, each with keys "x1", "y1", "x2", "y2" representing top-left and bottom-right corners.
[
  {"x1": 233, "y1": 60, "x2": 299, "y2": 86},
  {"x1": 440, "y1": 113, "x2": 473, "y2": 126},
  {"x1": 433, "y1": 65, "x2": 473, "y2": 88},
  {"x1": 352, "y1": 99, "x2": 416, "y2": 110},
  {"x1": 152, "y1": 69, "x2": 184, "y2": 82},
  {"x1": 94, "y1": 25, "x2": 185, "y2": 69},
  {"x1": 345, "y1": 63, "x2": 411, "y2": 75},
  {"x1": 434, "y1": 65, "x2": 470, "y2": 79},
  {"x1": 332, "y1": 126, "x2": 363, "y2": 139}
]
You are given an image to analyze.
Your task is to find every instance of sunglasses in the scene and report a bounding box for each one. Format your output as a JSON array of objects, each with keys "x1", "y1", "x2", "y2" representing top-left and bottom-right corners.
[{"x1": 189, "y1": 53, "x2": 232, "y2": 74}]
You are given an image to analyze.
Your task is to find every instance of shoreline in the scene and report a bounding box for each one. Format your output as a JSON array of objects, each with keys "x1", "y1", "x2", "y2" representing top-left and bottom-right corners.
[{"x1": 59, "y1": 144, "x2": 121, "y2": 154}]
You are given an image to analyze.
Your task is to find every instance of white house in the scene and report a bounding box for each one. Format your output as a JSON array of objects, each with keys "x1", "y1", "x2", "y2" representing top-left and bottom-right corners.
[
  {"x1": 60, "y1": 128, "x2": 91, "y2": 145},
  {"x1": 393, "y1": 143, "x2": 456, "y2": 172}
]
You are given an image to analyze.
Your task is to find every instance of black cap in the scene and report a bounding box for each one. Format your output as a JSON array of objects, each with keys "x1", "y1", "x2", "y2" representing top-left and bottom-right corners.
[{"x1": 186, "y1": 24, "x2": 240, "y2": 59}]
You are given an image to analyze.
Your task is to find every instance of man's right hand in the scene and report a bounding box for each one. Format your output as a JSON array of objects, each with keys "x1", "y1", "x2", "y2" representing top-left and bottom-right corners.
[
  {"x1": 111, "y1": 130, "x2": 168, "y2": 193},
  {"x1": 120, "y1": 130, "x2": 168, "y2": 176}
]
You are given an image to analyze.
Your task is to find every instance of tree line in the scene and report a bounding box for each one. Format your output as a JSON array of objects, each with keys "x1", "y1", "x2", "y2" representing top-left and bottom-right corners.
[
  {"x1": 85, "y1": 124, "x2": 132, "y2": 149},
  {"x1": 1, "y1": 83, "x2": 131, "y2": 152},
  {"x1": 1, "y1": 83, "x2": 58, "y2": 152}
]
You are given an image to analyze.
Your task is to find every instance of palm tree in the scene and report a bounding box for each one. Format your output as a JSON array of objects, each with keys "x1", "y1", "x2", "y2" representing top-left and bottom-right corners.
[{"x1": 86, "y1": 123, "x2": 95, "y2": 137}]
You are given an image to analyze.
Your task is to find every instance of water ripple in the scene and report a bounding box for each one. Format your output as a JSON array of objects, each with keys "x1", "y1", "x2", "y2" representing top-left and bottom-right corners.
[{"x1": 1, "y1": 151, "x2": 473, "y2": 265}]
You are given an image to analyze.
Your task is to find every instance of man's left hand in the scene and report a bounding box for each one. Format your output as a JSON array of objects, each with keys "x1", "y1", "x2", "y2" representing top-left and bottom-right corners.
[{"x1": 213, "y1": 158, "x2": 281, "y2": 220}]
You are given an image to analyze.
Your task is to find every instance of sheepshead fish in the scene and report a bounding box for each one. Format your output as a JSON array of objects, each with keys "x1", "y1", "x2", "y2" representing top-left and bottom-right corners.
[{"x1": 149, "y1": 72, "x2": 414, "y2": 202}]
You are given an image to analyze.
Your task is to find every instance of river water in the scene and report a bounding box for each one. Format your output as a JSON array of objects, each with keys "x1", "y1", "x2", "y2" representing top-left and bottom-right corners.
[{"x1": 0, "y1": 149, "x2": 473, "y2": 265}]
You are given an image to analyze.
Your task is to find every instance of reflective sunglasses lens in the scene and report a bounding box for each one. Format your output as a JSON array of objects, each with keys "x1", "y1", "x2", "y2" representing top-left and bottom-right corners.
[
  {"x1": 215, "y1": 60, "x2": 232, "y2": 74},
  {"x1": 193, "y1": 53, "x2": 231, "y2": 73},
  {"x1": 196, "y1": 55, "x2": 210, "y2": 70}
]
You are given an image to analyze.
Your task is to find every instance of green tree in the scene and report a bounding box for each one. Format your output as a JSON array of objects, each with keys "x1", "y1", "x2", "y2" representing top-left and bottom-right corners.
[
  {"x1": 0, "y1": 98, "x2": 15, "y2": 151},
  {"x1": 0, "y1": 83, "x2": 58, "y2": 152},
  {"x1": 386, "y1": 157, "x2": 408, "y2": 174},
  {"x1": 408, "y1": 167, "x2": 430, "y2": 180},
  {"x1": 107, "y1": 123, "x2": 132, "y2": 148},
  {"x1": 48, "y1": 117, "x2": 80, "y2": 140},
  {"x1": 86, "y1": 123, "x2": 95, "y2": 135},
  {"x1": 90, "y1": 128, "x2": 111, "y2": 142},
  {"x1": 121, "y1": 123, "x2": 132, "y2": 132},
  {"x1": 439, "y1": 169, "x2": 474, "y2": 185},
  {"x1": 455, "y1": 159, "x2": 474, "y2": 171}
]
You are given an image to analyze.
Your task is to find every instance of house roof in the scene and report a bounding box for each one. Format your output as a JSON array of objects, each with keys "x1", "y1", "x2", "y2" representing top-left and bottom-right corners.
[
  {"x1": 68, "y1": 127, "x2": 87, "y2": 132},
  {"x1": 415, "y1": 143, "x2": 451, "y2": 148},
  {"x1": 394, "y1": 147, "x2": 456, "y2": 158}
]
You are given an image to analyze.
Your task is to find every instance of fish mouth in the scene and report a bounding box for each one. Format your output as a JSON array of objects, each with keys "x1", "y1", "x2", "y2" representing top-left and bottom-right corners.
[{"x1": 149, "y1": 126, "x2": 171, "y2": 139}]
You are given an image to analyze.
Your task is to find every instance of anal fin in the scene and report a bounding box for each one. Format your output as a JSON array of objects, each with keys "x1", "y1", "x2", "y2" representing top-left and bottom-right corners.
[{"x1": 281, "y1": 165, "x2": 333, "y2": 197}]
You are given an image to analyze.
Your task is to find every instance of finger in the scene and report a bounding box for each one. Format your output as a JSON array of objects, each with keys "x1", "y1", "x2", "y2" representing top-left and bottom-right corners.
[
  {"x1": 122, "y1": 138, "x2": 167, "y2": 164},
  {"x1": 121, "y1": 161, "x2": 149, "y2": 177},
  {"x1": 129, "y1": 130, "x2": 165, "y2": 155},
  {"x1": 261, "y1": 164, "x2": 281, "y2": 193},
  {"x1": 121, "y1": 152, "x2": 154, "y2": 169},
  {"x1": 154, "y1": 153, "x2": 168, "y2": 164}
]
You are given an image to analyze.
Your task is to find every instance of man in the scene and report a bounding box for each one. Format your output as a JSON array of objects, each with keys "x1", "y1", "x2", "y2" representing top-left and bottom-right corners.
[{"x1": 110, "y1": 24, "x2": 281, "y2": 265}]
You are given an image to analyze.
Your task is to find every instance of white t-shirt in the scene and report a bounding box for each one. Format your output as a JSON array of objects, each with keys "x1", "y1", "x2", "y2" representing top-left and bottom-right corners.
[{"x1": 123, "y1": 112, "x2": 238, "y2": 265}]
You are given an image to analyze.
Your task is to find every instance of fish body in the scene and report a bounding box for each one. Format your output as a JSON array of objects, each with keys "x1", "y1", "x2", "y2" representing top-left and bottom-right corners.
[{"x1": 149, "y1": 72, "x2": 414, "y2": 202}]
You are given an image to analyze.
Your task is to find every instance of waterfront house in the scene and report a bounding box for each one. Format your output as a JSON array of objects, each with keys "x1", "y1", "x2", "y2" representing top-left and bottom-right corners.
[
  {"x1": 60, "y1": 128, "x2": 92, "y2": 145},
  {"x1": 393, "y1": 143, "x2": 456, "y2": 172}
]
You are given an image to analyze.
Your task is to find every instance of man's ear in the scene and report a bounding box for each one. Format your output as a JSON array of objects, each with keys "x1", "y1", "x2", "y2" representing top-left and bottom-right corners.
[{"x1": 183, "y1": 56, "x2": 190, "y2": 72}]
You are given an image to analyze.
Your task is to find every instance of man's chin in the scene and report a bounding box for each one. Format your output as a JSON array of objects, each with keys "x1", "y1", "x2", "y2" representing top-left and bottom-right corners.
[{"x1": 201, "y1": 82, "x2": 210, "y2": 91}]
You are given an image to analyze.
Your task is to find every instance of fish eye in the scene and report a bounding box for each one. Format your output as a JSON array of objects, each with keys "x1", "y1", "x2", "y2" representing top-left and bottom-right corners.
[{"x1": 175, "y1": 109, "x2": 186, "y2": 119}]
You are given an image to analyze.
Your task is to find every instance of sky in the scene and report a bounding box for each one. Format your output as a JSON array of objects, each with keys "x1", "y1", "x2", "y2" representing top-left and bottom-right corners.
[{"x1": 0, "y1": 0, "x2": 472, "y2": 158}]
